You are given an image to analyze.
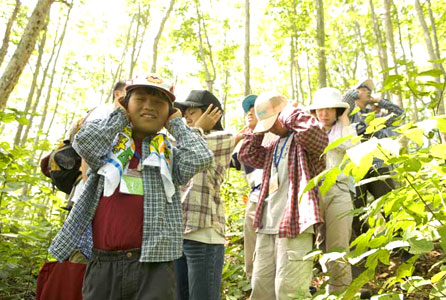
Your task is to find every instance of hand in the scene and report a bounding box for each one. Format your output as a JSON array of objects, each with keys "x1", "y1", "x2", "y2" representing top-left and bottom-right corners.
[
  {"x1": 194, "y1": 104, "x2": 222, "y2": 132},
  {"x1": 339, "y1": 107, "x2": 351, "y2": 126},
  {"x1": 369, "y1": 97, "x2": 381, "y2": 105},
  {"x1": 167, "y1": 107, "x2": 182, "y2": 123},
  {"x1": 114, "y1": 96, "x2": 127, "y2": 111},
  {"x1": 234, "y1": 126, "x2": 251, "y2": 146}
]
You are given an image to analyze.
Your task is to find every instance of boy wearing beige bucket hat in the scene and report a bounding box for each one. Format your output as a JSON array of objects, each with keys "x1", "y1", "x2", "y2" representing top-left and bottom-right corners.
[
  {"x1": 308, "y1": 87, "x2": 357, "y2": 293},
  {"x1": 238, "y1": 91, "x2": 328, "y2": 299}
]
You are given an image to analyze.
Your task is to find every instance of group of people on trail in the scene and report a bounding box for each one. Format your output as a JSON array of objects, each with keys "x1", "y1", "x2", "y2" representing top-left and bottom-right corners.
[{"x1": 42, "y1": 71, "x2": 403, "y2": 299}]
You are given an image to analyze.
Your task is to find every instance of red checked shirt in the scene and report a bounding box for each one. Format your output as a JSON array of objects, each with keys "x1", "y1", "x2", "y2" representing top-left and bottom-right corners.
[{"x1": 238, "y1": 105, "x2": 328, "y2": 238}]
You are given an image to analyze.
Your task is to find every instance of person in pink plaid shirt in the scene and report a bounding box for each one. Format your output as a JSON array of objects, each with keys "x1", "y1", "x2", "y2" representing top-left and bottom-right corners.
[{"x1": 238, "y1": 91, "x2": 328, "y2": 299}]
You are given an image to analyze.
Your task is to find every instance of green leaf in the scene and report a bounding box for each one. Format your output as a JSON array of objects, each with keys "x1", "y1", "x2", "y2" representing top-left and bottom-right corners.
[
  {"x1": 350, "y1": 107, "x2": 361, "y2": 116},
  {"x1": 323, "y1": 135, "x2": 353, "y2": 154},
  {"x1": 408, "y1": 237, "x2": 434, "y2": 254},
  {"x1": 320, "y1": 168, "x2": 341, "y2": 196},
  {"x1": 432, "y1": 271, "x2": 446, "y2": 283},
  {"x1": 17, "y1": 117, "x2": 30, "y2": 125},
  {"x1": 384, "y1": 75, "x2": 403, "y2": 90},
  {"x1": 402, "y1": 128, "x2": 424, "y2": 146},
  {"x1": 417, "y1": 69, "x2": 443, "y2": 77},
  {"x1": 403, "y1": 158, "x2": 422, "y2": 172},
  {"x1": 436, "y1": 117, "x2": 446, "y2": 133},
  {"x1": 438, "y1": 225, "x2": 446, "y2": 252},
  {"x1": 430, "y1": 144, "x2": 446, "y2": 159}
]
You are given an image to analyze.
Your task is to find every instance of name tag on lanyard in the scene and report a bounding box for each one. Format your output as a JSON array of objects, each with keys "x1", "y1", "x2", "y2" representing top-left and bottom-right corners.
[
  {"x1": 120, "y1": 169, "x2": 144, "y2": 195},
  {"x1": 269, "y1": 168, "x2": 279, "y2": 194},
  {"x1": 269, "y1": 134, "x2": 291, "y2": 195}
]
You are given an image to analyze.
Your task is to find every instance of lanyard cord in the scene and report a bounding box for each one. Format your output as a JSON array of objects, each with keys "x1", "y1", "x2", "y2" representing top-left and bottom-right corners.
[
  {"x1": 133, "y1": 150, "x2": 143, "y2": 171},
  {"x1": 273, "y1": 134, "x2": 291, "y2": 168}
]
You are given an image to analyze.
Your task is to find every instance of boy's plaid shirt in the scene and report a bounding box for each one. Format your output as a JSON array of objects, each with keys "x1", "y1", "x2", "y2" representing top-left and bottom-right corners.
[
  {"x1": 181, "y1": 130, "x2": 234, "y2": 237},
  {"x1": 238, "y1": 106, "x2": 328, "y2": 238},
  {"x1": 49, "y1": 109, "x2": 213, "y2": 262}
]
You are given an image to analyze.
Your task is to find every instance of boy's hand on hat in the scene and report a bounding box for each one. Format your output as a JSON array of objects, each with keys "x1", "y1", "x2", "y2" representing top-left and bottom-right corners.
[
  {"x1": 195, "y1": 104, "x2": 222, "y2": 132},
  {"x1": 115, "y1": 96, "x2": 128, "y2": 113}
]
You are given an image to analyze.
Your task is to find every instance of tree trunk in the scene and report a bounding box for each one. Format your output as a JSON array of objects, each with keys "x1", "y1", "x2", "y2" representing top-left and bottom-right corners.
[
  {"x1": 0, "y1": 0, "x2": 22, "y2": 68},
  {"x1": 426, "y1": 0, "x2": 445, "y2": 75},
  {"x1": 305, "y1": 51, "x2": 312, "y2": 104},
  {"x1": 394, "y1": 3, "x2": 417, "y2": 121},
  {"x1": 129, "y1": 5, "x2": 142, "y2": 79},
  {"x1": 354, "y1": 21, "x2": 373, "y2": 79},
  {"x1": 295, "y1": 52, "x2": 305, "y2": 104},
  {"x1": 20, "y1": 17, "x2": 62, "y2": 146},
  {"x1": 105, "y1": 16, "x2": 134, "y2": 102},
  {"x1": 315, "y1": 0, "x2": 327, "y2": 88},
  {"x1": 194, "y1": 1, "x2": 215, "y2": 92},
  {"x1": 383, "y1": 0, "x2": 403, "y2": 108},
  {"x1": 13, "y1": 19, "x2": 48, "y2": 147},
  {"x1": 244, "y1": 0, "x2": 251, "y2": 96},
  {"x1": 151, "y1": 0, "x2": 175, "y2": 73},
  {"x1": 0, "y1": 0, "x2": 55, "y2": 111},
  {"x1": 290, "y1": 37, "x2": 296, "y2": 101},
  {"x1": 43, "y1": 67, "x2": 70, "y2": 140},
  {"x1": 369, "y1": 0, "x2": 389, "y2": 90},
  {"x1": 33, "y1": 3, "x2": 71, "y2": 150},
  {"x1": 415, "y1": 0, "x2": 445, "y2": 115}
]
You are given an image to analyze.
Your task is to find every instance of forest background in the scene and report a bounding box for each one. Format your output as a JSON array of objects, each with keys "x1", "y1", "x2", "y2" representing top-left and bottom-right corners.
[{"x1": 0, "y1": 0, "x2": 445, "y2": 299}]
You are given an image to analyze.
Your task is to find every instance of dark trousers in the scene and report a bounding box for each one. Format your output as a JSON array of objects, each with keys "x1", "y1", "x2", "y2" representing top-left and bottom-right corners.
[
  {"x1": 174, "y1": 240, "x2": 224, "y2": 300},
  {"x1": 82, "y1": 248, "x2": 175, "y2": 300},
  {"x1": 353, "y1": 167, "x2": 395, "y2": 238}
]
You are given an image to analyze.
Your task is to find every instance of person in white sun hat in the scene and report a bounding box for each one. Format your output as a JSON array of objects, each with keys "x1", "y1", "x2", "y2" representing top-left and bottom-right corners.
[{"x1": 307, "y1": 87, "x2": 357, "y2": 293}]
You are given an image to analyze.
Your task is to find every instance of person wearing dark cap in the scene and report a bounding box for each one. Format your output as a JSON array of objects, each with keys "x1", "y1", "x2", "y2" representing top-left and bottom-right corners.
[
  {"x1": 343, "y1": 79, "x2": 403, "y2": 238},
  {"x1": 49, "y1": 74, "x2": 213, "y2": 299},
  {"x1": 174, "y1": 90, "x2": 235, "y2": 300},
  {"x1": 230, "y1": 94, "x2": 275, "y2": 280}
]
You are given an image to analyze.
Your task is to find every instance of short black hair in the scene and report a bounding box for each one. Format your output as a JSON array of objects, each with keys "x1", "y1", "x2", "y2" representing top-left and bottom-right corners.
[
  {"x1": 336, "y1": 107, "x2": 345, "y2": 118},
  {"x1": 112, "y1": 80, "x2": 126, "y2": 100}
]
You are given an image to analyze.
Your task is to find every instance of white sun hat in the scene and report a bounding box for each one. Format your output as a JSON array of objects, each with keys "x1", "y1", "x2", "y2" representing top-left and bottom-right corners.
[{"x1": 307, "y1": 87, "x2": 350, "y2": 111}]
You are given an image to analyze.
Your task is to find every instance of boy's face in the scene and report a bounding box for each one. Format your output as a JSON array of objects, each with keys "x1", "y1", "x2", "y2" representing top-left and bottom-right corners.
[
  {"x1": 184, "y1": 107, "x2": 203, "y2": 127},
  {"x1": 245, "y1": 107, "x2": 257, "y2": 129},
  {"x1": 127, "y1": 88, "x2": 171, "y2": 138}
]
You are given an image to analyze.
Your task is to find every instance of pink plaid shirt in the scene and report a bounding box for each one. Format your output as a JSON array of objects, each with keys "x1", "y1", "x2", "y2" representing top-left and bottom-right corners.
[{"x1": 238, "y1": 106, "x2": 328, "y2": 238}]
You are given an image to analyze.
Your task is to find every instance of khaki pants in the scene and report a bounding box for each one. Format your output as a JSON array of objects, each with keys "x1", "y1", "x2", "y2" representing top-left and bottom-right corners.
[
  {"x1": 250, "y1": 229, "x2": 313, "y2": 300},
  {"x1": 322, "y1": 183, "x2": 353, "y2": 292},
  {"x1": 244, "y1": 200, "x2": 257, "y2": 280}
]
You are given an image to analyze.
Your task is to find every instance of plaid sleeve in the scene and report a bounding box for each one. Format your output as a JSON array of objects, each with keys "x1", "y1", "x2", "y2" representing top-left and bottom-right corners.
[
  {"x1": 238, "y1": 132, "x2": 268, "y2": 169},
  {"x1": 279, "y1": 106, "x2": 328, "y2": 156},
  {"x1": 379, "y1": 99, "x2": 404, "y2": 116},
  {"x1": 203, "y1": 131, "x2": 235, "y2": 184},
  {"x1": 72, "y1": 108, "x2": 129, "y2": 171},
  {"x1": 169, "y1": 117, "x2": 214, "y2": 186}
]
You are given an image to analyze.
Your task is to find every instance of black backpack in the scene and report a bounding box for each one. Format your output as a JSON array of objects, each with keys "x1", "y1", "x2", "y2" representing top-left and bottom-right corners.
[{"x1": 40, "y1": 114, "x2": 88, "y2": 194}]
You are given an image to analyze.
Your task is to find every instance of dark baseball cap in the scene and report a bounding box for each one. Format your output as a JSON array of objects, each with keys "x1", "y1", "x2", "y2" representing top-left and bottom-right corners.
[
  {"x1": 174, "y1": 90, "x2": 224, "y2": 130},
  {"x1": 242, "y1": 95, "x2": 257, "y2": 113}
]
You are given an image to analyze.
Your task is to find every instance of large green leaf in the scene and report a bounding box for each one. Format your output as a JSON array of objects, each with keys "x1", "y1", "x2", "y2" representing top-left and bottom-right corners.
[
  {"x1": 408, "y1": 237, "x2": 434, "y2": 254},
  {"x1": 417, "y1": 69, "x2": 443, "y2": 77}
]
